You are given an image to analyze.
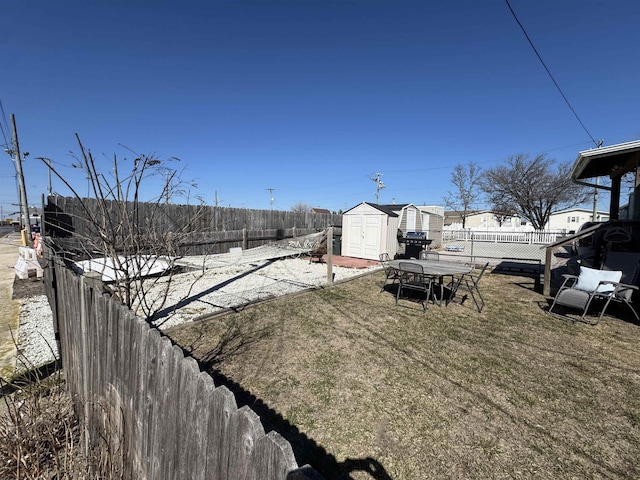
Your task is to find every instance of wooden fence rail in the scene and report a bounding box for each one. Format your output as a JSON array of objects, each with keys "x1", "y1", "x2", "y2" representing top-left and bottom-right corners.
[{"x1": 43, "y1": 253, "x2": 322, "y2": 479}]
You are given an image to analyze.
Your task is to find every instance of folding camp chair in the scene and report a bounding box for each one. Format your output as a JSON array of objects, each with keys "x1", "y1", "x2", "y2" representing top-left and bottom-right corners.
[
  {"x1": 549, "y1": 253, "x2": 640, "y2": 324},
  {"x1": 448, "y1": 262, "x2": 489, "y2": 312}
]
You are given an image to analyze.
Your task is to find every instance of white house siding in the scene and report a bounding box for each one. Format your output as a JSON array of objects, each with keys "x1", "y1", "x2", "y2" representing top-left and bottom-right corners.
[
  {"x1": 418, "y1": 205, "x2": 445, "y2": 217},
  {"x1": 547, "y1": 209, "x2": 609, "y2": 232},
  {"x1": 419, "y1": 210, "x2": 444, "y2": 247}
]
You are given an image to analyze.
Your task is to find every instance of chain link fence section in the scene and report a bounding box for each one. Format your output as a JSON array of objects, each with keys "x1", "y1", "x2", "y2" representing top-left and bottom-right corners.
[{"x1": 429, "y1": 229, "x2": 568, "y2": 271}]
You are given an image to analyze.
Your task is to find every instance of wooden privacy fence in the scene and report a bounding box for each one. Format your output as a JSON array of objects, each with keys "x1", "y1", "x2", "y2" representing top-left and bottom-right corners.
[
  {"x1": 43, "y1": 196, "x2": 342, "y2": 256},
  {"x1": 44, "y1": 254, "x2": 323, "y2": 479}
]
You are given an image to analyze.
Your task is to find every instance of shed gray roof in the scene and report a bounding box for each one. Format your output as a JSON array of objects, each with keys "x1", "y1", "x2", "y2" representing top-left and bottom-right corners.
[{"x1": 344, "y1": 202, "x2": 399, "y2": 217}]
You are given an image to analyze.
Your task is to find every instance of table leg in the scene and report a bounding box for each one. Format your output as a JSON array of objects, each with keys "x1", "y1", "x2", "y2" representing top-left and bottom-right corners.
[{"x1": 431, "y1": 275, "x2": 445, "y2": 306}]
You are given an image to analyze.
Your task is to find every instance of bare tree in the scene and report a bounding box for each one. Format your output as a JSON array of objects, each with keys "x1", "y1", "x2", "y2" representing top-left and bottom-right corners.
[
  {"x1": 481, "y1": 154, "x2": 590, "y2": 230},
  {"x1": 291, "y1": 202, "x2": 312, "y2": 213},
  {"x1": 443, "y1": 162, "x2": 483, "y2": 228},
  {"x1": 41, "y1": 134, "x2": 208, "y2": 326},
  {"x1": 489, "y1": 196, "x2": 519, "y2": 226}
]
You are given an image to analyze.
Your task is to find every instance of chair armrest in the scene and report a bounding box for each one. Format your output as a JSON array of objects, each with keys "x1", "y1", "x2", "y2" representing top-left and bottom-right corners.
[
  {"x1": 611, "y1": 281, "x2": 639, "y2": 292},
  {"x1": 595, "y1": 281, "x2": 639, "y2": 300},
  {"x1": 558, "y1": 274, "x2": 579, "y2": 289}
]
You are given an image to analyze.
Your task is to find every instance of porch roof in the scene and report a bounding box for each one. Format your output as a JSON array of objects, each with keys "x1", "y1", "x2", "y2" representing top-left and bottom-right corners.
[{"x1": 572, "y1": 139, "x2": 640, "y2": 180}]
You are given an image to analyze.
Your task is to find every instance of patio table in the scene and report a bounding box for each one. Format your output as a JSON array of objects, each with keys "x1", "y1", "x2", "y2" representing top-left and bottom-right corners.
[{"x1": 388, "y1": 259, "x2": 472, "y2": 305}]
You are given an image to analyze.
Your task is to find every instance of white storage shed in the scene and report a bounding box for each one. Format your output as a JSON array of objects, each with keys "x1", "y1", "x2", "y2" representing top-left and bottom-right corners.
[{"x1": 341, "y1": 202, "x2": 400, "y2": 260}]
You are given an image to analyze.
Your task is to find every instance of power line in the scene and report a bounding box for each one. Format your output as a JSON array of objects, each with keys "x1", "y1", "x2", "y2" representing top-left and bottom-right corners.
[
  {"x1": 0, "y1": 99, "x2": 11, "y2": 150},
  {"x1": 504, "y1": 0, "x2": 599, "y2": 147},
  {"x1": 370, "y1": 172, "x2": 385, "y2": 204}
]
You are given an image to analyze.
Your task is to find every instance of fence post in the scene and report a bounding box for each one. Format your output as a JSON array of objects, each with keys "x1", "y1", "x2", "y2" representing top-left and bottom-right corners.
[
  {"x1": 46, "y1": 252, "x2": 63, "y2": 363},
  {"x1": 79, "y1": 271, "x2": 101, "y2": 457},
  {"x1": 326, "y1": 226, "x2": 333, "y2": 285},
  {"x1": 544, "y1": 247, "x2": 553, "y2": 296},
  {"x1": 242, "y1": 228, "x2": 248, "y2": 250}
]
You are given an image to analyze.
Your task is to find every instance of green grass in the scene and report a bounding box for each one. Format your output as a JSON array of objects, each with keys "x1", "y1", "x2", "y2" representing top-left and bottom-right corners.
[{"x1": 169, "y1": 269, "x2": 640, "y2": 479}]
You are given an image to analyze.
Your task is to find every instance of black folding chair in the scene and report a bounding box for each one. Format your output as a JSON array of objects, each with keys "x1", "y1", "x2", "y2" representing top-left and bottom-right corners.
[{"x1": 396, "y1": 261, "x2": 433, "y2": 311}]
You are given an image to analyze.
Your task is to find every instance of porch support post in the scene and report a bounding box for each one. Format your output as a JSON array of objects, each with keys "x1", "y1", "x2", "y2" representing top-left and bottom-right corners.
[{"x1": 610, "y1": 176, "x2": 621, "y2": 220}]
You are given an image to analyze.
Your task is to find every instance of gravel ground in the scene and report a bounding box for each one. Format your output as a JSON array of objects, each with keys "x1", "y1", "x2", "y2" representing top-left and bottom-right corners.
[
  {"x1": 142, "y1": 255, "x2": 380, "y2": 329},
  {"x1": 16, "y1": 294, "x2": 57, "y2": 372},
  {"x1": 16, "y1": 254, "x2": 380, "y2": 370}
]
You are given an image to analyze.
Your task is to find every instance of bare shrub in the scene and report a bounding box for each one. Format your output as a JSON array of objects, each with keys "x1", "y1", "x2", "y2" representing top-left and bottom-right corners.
[
  {"x1": 1, "y1": 375, "x2": 128, "y2": 479},
  {"x1": 41, "y1": 134, "x2": 210, "y2": 325},
  {"x1": 1, "y1": 377, "x2": 78, "y2": 479}
]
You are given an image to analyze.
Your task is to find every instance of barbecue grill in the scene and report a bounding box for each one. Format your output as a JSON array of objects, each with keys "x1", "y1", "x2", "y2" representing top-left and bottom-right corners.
[{"x1": 401, "y1": 231, "x2": 433, "y2": 258}]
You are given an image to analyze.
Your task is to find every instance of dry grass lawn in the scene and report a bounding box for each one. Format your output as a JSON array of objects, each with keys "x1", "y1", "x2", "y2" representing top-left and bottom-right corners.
[{"x1": 168, "y1": 268, "x2": 640, "y2": 480}]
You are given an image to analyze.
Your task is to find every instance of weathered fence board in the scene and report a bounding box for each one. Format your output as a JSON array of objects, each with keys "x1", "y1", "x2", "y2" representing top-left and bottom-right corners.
[
  {"x1": 177, "y1": 356, "x2": 200, "y2": 478},
  {"x1": 146, "y1": 329, "x2": 164, "y2": 478},
  {"x1": 251, "y1": 431, "x2": 299, "y2": 480},
  {"x1": 191, "y1": 372, "x2": 214, "y2": 480},
  {"x1": 209, "y1": 385, "x2": 239, "y2": 479},
  {"x1": 129, "y1": 316, "x2": 149, "y2": 478},
  {"x1": 227, "y1": 406, "x2": 267, "y2": 480}
]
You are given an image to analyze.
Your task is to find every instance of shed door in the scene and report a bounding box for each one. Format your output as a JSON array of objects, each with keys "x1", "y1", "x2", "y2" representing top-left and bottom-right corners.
[
  {"x1": 347, "y1": 215, "x2": 365, "y2": 257},
  {"x1": 363, "y1": 215, "x2": 382, "y2": 259},
  {"x1": 345, "y1": 214, "x2": 382, "y2": 260}
]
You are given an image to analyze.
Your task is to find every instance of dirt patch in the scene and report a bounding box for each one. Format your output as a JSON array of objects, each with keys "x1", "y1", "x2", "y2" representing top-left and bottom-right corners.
[{"x1": 12, "y1": 277, "x2": 45, "y2": 300}]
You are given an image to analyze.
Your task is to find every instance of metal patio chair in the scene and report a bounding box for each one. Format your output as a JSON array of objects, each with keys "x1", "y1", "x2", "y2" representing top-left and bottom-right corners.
[
  {"x1": 549, "y1": 253, "x2": 640, "y2": 324},
  {"x1": 379, "y1": 252, "x2": 401, "y2": 292},
  {"x1": 448, "y1": 262, "x2": 489, "y2": 312},
  {"x1": 395, "y1": 261, "x2": 433, "y2": 311},
  {"x1": 419, "y1": 250, "x2": 439, "y2": 260}
]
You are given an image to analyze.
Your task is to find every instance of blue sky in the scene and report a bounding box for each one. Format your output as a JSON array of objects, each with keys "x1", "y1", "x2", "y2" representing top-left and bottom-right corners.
[{"x1": 1, "y1": 0, "x2": 639, "y2": 217}]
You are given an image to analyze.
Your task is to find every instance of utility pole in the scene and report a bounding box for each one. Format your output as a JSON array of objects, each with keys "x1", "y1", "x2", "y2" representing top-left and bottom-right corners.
[
  {"x1": 266, "y1": 188, "x2": 275, "y2": 210},
  {"x1": 36, "y1": 157, "x2": 53, "y2": 195},
  {"x1": 370, "y1": 172, "x2": 385, "y2": 204},
  {"x1": 10, "y1": 114, "x2": 31, "y2": 244}
]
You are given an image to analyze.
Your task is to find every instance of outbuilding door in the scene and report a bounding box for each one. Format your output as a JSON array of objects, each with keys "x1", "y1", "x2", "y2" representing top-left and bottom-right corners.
[{"x1": 346, "y1": 214, "x2": 382, "y2": 260}]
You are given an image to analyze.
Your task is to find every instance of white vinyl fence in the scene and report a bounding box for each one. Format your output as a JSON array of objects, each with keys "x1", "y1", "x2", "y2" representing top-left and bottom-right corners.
[{"x1": 442, "y1": 229, "x2": 565, "y2": 245}]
